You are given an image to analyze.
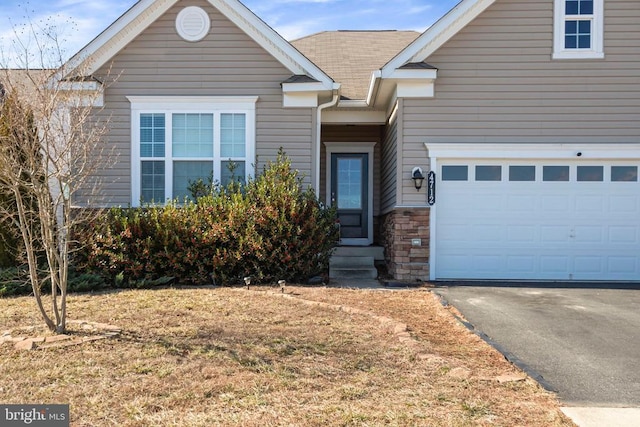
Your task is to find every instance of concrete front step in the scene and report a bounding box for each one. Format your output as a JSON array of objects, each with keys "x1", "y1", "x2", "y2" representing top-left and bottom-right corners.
[
  {"x1": 330, "y1": 250, "x2": 379, "y2": 280},
  {"x1": 333, "y1": 246, "x2": 385, "y2": 261},
  {"x1": 329, "y1": 266, "x2": 378, "y2": 280},
  {"x1": 330, "y1": 256, "x2": 375, "y2": 269}
]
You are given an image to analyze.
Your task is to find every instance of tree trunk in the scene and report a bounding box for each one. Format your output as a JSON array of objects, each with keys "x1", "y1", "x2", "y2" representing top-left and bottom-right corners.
[{"x1": 14, "y1": 189, "x2": 56, "y2": 331}]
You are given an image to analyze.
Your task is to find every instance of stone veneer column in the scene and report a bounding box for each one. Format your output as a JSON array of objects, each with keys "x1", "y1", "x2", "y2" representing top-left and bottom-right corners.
[{"x1": 381, "y1": 208, "x2": 430, "y2": 282}]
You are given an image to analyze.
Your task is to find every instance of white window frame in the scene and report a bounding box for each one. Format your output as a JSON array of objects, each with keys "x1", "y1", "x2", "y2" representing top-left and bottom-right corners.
[
  {"x1": 553, "y1": 0, "x2": 604, "y2": 59},
  {"x1": 127, "y1": 96, "x2": 258, "y2": 206}
]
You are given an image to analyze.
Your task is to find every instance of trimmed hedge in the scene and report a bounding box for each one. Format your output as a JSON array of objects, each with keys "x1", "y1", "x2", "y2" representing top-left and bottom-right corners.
[{"x1": 76, "y1": 152, "x2": 339, "y2": 286}]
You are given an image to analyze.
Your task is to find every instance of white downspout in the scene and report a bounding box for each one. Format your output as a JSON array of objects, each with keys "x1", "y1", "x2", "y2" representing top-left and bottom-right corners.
[{"x1": 315, "y1": 92, "x2": 339, "y2": 193}]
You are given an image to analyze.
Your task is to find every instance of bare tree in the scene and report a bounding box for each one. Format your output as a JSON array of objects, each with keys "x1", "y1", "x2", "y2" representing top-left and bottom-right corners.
[{"x1": 0, "y1": 17, "x2": 111, "y2": 333}]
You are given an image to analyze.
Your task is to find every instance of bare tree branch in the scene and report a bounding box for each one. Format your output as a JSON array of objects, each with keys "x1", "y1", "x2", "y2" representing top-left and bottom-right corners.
[{"x1": 0, "y1": 17, "x2": 115, "y2": 333}]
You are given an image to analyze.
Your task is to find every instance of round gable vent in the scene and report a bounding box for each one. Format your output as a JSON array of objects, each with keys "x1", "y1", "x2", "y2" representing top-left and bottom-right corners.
[{"x1": 176, "y1": 6, "x2": 210, "y2": 42}]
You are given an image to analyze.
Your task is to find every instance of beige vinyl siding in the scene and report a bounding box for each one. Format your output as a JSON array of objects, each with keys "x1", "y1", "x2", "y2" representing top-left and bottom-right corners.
[
  {"x1": 381, "y1": 108, "x2": 398, "y2": 213},
  {"x1": 321, "y1": 125, "x2": 382, "y2": 215},
  {"x1": 400, "y1": 0, "x2": 640, "y2": 205},
  {"x1": 92, "y1": 0, "x2": 314, "y2": 206}
]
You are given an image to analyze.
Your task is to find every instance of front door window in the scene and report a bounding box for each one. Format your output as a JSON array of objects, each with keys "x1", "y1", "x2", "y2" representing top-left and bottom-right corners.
[
  {"x1": 331, "y1": 153, "x2": 368, "y2": 240},
  {"x1": 337, "y1": 158, "x2": 363, "y2": 209}
]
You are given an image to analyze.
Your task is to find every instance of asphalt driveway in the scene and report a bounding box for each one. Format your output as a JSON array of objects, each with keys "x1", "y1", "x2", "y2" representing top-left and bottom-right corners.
[{"x1": 434, "y1": 283, "x2": 640, "y2": 407}]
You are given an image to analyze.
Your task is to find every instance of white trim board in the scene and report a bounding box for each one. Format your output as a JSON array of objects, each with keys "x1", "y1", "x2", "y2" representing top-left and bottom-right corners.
[{"x1": 425, "y1": 143, "x2": 640, "y2": 160}]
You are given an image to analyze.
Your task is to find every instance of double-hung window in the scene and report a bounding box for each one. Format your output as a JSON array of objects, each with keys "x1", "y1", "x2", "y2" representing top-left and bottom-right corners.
[
  {"x1": 554, "y1": 0, "x2": 604, "y2": 59},
  {"x1": 128, "y1": 96, "x2": 257, "y2": 206}
]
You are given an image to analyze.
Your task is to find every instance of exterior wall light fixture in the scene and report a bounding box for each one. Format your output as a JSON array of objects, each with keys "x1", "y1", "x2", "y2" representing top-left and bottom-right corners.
[{"x1": 412, "y1": 167, "x2": 425, "y2": 191}]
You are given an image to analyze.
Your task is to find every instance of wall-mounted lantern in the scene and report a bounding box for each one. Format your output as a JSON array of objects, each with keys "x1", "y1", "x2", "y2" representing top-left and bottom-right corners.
[{"x1": 412, "y1": 167, "x2": 425, "y2": 191}]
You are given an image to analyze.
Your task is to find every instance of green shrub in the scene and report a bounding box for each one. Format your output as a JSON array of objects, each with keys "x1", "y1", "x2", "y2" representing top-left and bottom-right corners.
[
  {"x1": 0, "y1": 267, "x2": 30, "y2": 297},
  {"x1": 0, "y1": 232, "x2": 18, "y2": 268},
  {"x1": 0, "y1": 198, "x2": 22, "y2": 268},
  {"x1": 76, "y1": 151, "x2": 338, "y2": 286},
  {"x1": 0, "y1": 267, "x2": 109, "y2": 297},
  {"x1": 67, "y1": 271, "x2": 110, "y2": 293}
]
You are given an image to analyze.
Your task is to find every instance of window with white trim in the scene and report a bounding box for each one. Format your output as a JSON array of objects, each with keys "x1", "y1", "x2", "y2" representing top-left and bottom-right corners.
[
  {"x1": 128, "y1": 96, "x2": 257, "y2": 206},
  {"x1": 554, "y1": 0, "x2": 604, "y2": 59}
]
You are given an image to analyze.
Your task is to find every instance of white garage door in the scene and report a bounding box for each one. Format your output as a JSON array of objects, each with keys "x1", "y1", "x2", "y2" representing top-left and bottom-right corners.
[{"x1": 436, "y1": 161, "x2": 640, "y2": 281}]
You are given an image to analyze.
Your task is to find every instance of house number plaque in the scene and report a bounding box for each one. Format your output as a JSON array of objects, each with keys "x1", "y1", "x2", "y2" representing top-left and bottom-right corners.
[{"x1": 427, "y1": 171, "x2": 436, "y2": 205}]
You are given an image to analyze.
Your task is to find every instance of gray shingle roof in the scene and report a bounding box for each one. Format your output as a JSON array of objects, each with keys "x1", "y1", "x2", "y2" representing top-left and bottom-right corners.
[{"x1": 291, "y1": 30, "x2": 420, "y2": 100}]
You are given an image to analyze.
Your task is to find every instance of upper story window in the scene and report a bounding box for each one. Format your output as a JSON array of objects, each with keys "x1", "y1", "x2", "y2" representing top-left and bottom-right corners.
[
  {"x1": 127, "y1": 96, "x2": 257, "y2": 206},
  {"x1": 553, "y1": 0, "x2": 604, "y2": 59}
]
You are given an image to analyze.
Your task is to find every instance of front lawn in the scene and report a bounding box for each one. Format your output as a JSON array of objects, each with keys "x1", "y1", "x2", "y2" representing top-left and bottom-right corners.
[{"x1": 0, "y1": 287, "x2": 573, "y2": 426}]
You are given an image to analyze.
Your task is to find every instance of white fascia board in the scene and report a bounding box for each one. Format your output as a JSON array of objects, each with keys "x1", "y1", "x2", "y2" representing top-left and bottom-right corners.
[
  {"x1": 386, "y1": 69, "x2": 438, "y2": 80},
  {"x1": 321, "y1": 109, "x2": 387, "y2": 124},
  {"x1": 283, "y1": 93, "x2": 318, "y2": 108},
  {"x1": 281, "y1": 82, "x2": 327, "y2": 93},
  {"x1": 396, "y1": 81, "x2": 435, "y2": 98},
  {"x1": 63, "y1": 94, "x2": 104, "y2": 108},
  {"x1": 381, "y1": 0, "x2": 496, "y2": 78},
  {"x1": 425, "y1": 143, "x2": 640, "y2": 160},
  {"x1": 367, "y1": 64, "x2": 437, "y2": 107},
  {"x1": 339, "y1": 100, "x2": 369, "y2": 108},
  {"x1": 55, "y1": 81, "x2": 104, "y2": 107},
  {"x1": 282, "y1": 82, "x2": 340, "y2": 107},
  {"x1": 387, "y1": 101, "x2": 399, "y2": 124},
  {"x1": 58, "y1": 81, "x2": 102, "y2": 91},
  {"x1": 127, "y1": 95, "x2": 259, "y2": 110}
]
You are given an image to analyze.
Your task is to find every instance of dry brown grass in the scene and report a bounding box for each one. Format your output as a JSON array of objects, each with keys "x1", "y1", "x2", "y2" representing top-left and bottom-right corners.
[{"x1": 0, "y1": 286, "x2": 575, "y2": 426}]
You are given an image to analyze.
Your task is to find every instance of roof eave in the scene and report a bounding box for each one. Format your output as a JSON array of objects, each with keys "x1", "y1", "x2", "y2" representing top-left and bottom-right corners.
[
  {"x1": 364, "y1": 0, "x2": 495, "y2": 107},
  {"x1": 56, "y1": 0, "x2": 335, "y2": 90},
  {"x1": 366, "y1": 68, "x2": 438, "y2": 108},
  {"x1": 380, "y1": 0, "x2": 497, "y2": 77}
]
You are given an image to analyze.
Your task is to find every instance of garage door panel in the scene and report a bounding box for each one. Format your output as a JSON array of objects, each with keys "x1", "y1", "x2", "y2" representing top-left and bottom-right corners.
[
  {"x1": 541, "y1": 195, "x2": 571, "y2": 212},
  {"x1": 507, "y1": 225, "x2": 536, "y2": 242},
  {"x1": 439, "y1": 254, "x2": 472, "y2": 274},
  {"x1": 540, "y1": 256, "x2": 570, "y2": 274},
  {"x1": 575, "y1": 195, "x2": 604, "y2": 212},
  {"x1": 471, "y1": 224, "x2": 503, "y2": 241},
  {"x1": 507, "y1": 256, "x2": 536, "y2": 273},
  {"x1": 609, "y1": 257, "x2": 637, "y2": 274},
  {"x1": 436, "y1": 160, "x2": 640, "y2": 281},
  {"x1": 475, "y1": 194, "x2": 504, "y2": 211},
  {"x1": 610, "y1": 196, "x2": 638, "y2": 213},
  {"x1": 574, "y1": 226, "x2": 604, "y2": 243},
  {"x1": 609, "y1": 227, "x2": 638, "y2": 243},
  {"x1": 574, "y1": 257, "x2": 604, "y2": 275},
  {"x1": 507, "y1": 195, "x2": 536, "y2": 211},
  {"x1": 474, "y1": 255, "x2": 503, "y2": 272},
  {"x1": 541, "y1": 226, "x2": 571, "y2": 243},
  {"x1": 439, "y1": 224, "x2": 470, "y2": 242}
]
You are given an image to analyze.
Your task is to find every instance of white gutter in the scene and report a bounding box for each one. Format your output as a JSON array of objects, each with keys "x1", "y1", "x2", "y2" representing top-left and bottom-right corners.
[
  {"x1": 366, "y1": 70, "x2": 382, "y2": 107},
  {"x1": 315, "y1": 92, "x2": 339, "y2": 192}
]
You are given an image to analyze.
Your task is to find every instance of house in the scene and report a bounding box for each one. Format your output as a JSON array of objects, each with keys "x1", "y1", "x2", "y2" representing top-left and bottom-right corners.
[{"x1": 53, "y1": 0, "x2": 639, "y2": 282}]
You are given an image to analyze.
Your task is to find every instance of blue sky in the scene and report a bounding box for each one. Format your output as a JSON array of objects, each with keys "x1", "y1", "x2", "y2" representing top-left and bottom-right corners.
[{"x1": 0, "y1": 0, "x2": 461, "y2": 66}]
